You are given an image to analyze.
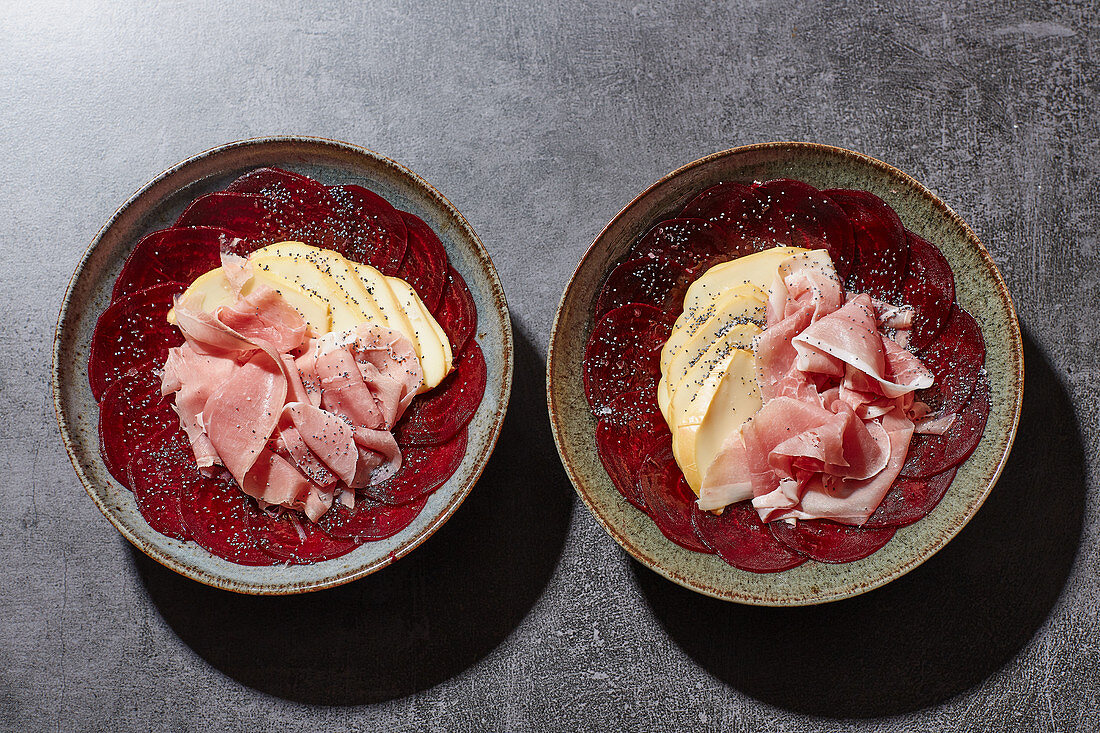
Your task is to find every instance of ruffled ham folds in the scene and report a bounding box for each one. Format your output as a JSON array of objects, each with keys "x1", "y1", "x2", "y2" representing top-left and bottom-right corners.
[
  {"x1": 160, "y1": 257, "x2": 423, "y2": 522},
  {"x1": 700, "y1": 250, "x2": 937, "y2": 525}
]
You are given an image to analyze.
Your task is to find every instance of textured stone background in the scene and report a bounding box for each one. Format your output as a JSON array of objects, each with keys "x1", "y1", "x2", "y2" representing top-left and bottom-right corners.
[{"x1": 2, "y1": 0, "x2": 1097, "y2": 730}]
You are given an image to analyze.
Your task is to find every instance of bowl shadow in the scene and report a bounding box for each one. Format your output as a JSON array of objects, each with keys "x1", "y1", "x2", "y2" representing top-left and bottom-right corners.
[
  {"x1": 133, "y1": 322, "x2": 573, "y2": 705},
  {"x1": 633, "y1": 329, "x2": 1083, "y2": 718}
]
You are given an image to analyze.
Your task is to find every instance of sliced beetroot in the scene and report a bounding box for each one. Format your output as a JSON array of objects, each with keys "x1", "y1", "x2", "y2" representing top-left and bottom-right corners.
[
  {"x1": 863, "y1": 467, "x2": 960, "y2": 528},
  {"x1": 178, "y1": 474, "x2": 277, "y2": 566},
  {"x1": 691, "y1": 502, "x2": 808, "y2": 573},
  {"x1": 636, "y1": 436, "x2": 713, "y2": 553},
  {"x1": 225, "y1": 167, "x2": 347, "y2": 254},
  {"x1": 594, "y1": 256, "x2": 693, "y2": 320},
  {"x1": 629, "y1": 218, "x2": 735, "y2": 270},
  {"x1": 769, "y1": 518, "x2": 896, "y2": 564},
  {"x1": 594, "y1": 387, "x2": 669, "y2": 511},
  {"x1": 680, "y1": 182, "x2": 769, "y2": 251},
  {"x1": 329, "y1": 185, "x2": 408, "y2": 274},
  {"x1": 125, "y1": 427, "x2": 192, "y2": 541},
  {"x1": 916, "y1": 305, "x2": 986, "y2": 414},
  {"x1": 395, "y1": 211, "x2": 449, "y2": 312},
  {"x1": 98, "y1": 363, "x2": 178, "y2": 486},
  {"x1": 826, "y1": 188, "x2": 909, "y2": 299},
  {"x1": 582, "y1": 303, "x2": 672, "y2": 417},
  {"x1": 434, "y1": 267, "x2": 478, "y2": 353},
  {"x1": 174, "y1": 192, "x2": 285, "y2": 239},
  {"x1": 755, "y1": 179, "x2": 856, "y2": 280},
  {"x1": 902, "y1": 377, "x2": 991, "y2": 479},
  {"x1": 363, "y1": 427, "x2": 468, "y2": 505},
  {"x1": 111, "y1": 228, "x2": 231, "y2": 300},
  {"x1": 88, "y1": 282, "x2": 185, "y2": 401},
  {"x1": 317, "y1": 495, "x2": 428, "y2": 542},
  {"x1": 394, "y1": 341, "x2": 486, "y2": 447},
  {"x1": 899, "y1": 232, "x2": 956, "y2": 351},
  {"x1": 247, "y1": 511, "x2": 359, "y2": 564}
]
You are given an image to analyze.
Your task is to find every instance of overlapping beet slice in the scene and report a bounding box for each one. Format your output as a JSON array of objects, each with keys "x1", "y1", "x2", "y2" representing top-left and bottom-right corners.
[
  {"x1": 594, "y1": 257, "x2": 693, "y2": 320},
  {"x1": 363, "y1": 428, "x2": 468, "y2": 505},
  {"x1": 248, "y1": 511, "x2": 359, "y2": 564},
  {"x1": 112, "y1": 228, "x2": 231, "y2": 299},
  {"x1": 174, "y1": 192, "x2": 285, "y2": 240},
  {"x1": 636, "y1": 436, "x2": 713, "y2": 553},
  {"x1": 226, "y1": 167, "x2": 347, "y2": 254},
  {"x1": 317, "y1": 496, "x2": 428, "y2": 542},
  {"x1": 902, "y1": 378, "x2": 991, "y2": 479},
  {"x1": 329, "y1": 184, "x2": 408, "y2": 274},
  {"x1": 915, "y1": 305, "x2": 985, "y2": 414},
  {"x1": 769, "y1": 518, "x2": 897, "y2": 564},
  {"x1": 179, "y1": 473, "x2": 278, "y2": 566},
  {"x1": 826, "y1": 188, "x2": 909, "y2": 299},
  {"x1": 395, "y1": 211, "x2": 449, "y2": 311},
  {"x1": 594, "y1": 387, "x2": 669, "y2": 511},
  {"x1": 125, "y1": 428, "x2": 192, "y2": 541},
  {"x1": 629, "y1": 218, "x2": 734, "y2": 269},
  {"x1": 680, "y1": 182, "x2": 768, "y2": 249},
  {"x1": 864, "y1": 467, "x2": 960, "y2": 528},
  {"x1": 98, "y1": 363, "x2": 178, "y2": 486},
  {"x1": 899, "y1": 232, "x2": 956, "y2": 351},
  {"x1": 88, "y1": 282, "x2": 185, "y2": 401},
  {"x1": 582, "y1": 303, "x2": 672, "y2": 417},
  {"x1": 394, "y1": 341, "x2": 486, "y2": 447},
  {"x1": 435, "y1": 267, "x2": 478, "y2": 353},
  {"x1": 755, "y1": 179, "x2": 856, "y2": 280},
  {"x1": 691, "y1": 502, "x2": 807, "y2": 573}
]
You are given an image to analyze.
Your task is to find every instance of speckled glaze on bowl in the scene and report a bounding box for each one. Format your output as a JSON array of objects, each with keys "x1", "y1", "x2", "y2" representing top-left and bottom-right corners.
[
  {"x1": 548, "y1": 142, "x2": 1022, "y2": 606},
  {"x1": 53, "y1": 136, "x2": 513, "y2": 595}
]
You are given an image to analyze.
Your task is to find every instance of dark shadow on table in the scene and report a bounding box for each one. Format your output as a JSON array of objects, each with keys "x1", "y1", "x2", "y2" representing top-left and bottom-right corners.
[
  {"x1": 133, "y1": 322, "x2": 573, "y2": 705},
  {"x1": 634, "y1": 330, "x2": 1084, "y2": 718}
]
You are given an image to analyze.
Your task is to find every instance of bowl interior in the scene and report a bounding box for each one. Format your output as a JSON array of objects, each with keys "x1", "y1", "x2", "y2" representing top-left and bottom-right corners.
[
  {"x1": 548, "y1": 142, "x2": 1022, "y2": 606},
  {"x1": 54, "y1": 136, "x2": 513, "y2": 594}
]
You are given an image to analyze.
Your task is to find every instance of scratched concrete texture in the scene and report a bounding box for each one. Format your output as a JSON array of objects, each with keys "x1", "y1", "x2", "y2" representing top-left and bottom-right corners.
[{"x1": 1, "y1": 0, "x2": 1097, "y2": 730}]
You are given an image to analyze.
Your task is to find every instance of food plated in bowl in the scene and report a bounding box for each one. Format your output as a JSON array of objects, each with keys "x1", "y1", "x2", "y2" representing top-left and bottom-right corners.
[
  {"x1": 548, "y1": 142, "x2": 1022, "y2": 605},
  {"x1": 54, "y1": 137, "x2": 513, "y2": 594}
]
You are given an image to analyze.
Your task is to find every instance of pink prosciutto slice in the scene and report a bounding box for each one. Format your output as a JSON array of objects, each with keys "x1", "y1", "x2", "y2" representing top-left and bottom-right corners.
[
  {"x1": 125, "y1": 427, "x2": 192, "y2": 541},
  {"x1": 595, "y1": 387, "x2": 669, "y2": 511},
  {"x1": 628, "y1": 218, "x2": 734, "y2": 269},
  {"x1": 394, "y1": 341, "x2": 486, "y2": 447},
  {"x1": 317, "y1": 495, "x2": 428, "y2": 541},
  {"x1": 769, "y1": 518, "x2": 896, "y2": 563},
  {"x1": 329, "y1": 185, "x2": 408, "y2": 274},
  {"x1": 98, "y1": 363, "x2": 178, "y2": 486},
  {"x1": 363, "y1": 428, "x2": 468, "y2": 505},
  {"x1": 637, "y1": 436, "x2": 713, "y2": 553},
  {"x1": 755, "y1": 179, "x2": 855, "y2": 280},
  {"x1": 247, "y1": 511, "x2": 359, "y2": 563},
  {"x1": 594, "y1": 256, "x2": 693, "y2": 320},
  {"x1": 111, "y1": 228, "x2": 231, "y2": 299},
  {"x1": 434, "y1": 266, "x2": 478, "y2": 353},
  {"x1": 690, "y1": 502, "x2": 807, "y2": 573},
  {"x1": 178, "y1": 474, "x2": 278, "y2": 566},
  {"x1": 915, "y1": 305, "x2": 985, "y2": 414},
  {"x1": 863, "y1": 467, "x2": 960, "y2": 528},
  {"x1": 88, "y1": 282, "x2": 185, "y2": 401},
  {"x1": 899, "y1": 232, "x2": 956, "y2": 351},
  {"x1": 583, "y1": 303, "x2": 672, "y2": 417},
  {"x1": 395, "y1": 211, "x2": 449, "y2": 312},
  {"x1": 901, "y1": 378, "x2": 991, "y2": 479},
  {"x1": 825, "y1": 188, "x2": 909, "y2": 299}
]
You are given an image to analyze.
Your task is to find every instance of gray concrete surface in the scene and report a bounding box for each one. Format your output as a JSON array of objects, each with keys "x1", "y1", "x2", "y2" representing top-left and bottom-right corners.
[{"x1": 2, "y1": 0, "x2": 1097, "y2": 730}]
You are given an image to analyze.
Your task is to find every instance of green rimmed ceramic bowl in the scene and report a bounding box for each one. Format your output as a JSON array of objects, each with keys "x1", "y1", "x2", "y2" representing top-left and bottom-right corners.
[
  {"x1": 547, "y1": 142, "x2": 1022, "y2": 606},
  {"x1": 53, "y1": 136, "x2": 513, "y2": 595}
]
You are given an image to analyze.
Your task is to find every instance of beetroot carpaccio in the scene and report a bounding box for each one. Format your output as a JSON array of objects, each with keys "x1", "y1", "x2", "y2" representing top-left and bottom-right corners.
[
  {"x1": 90, "y1": 167, "x2": 484, "y2": 566},
  {"x1": 583, "y1": 179, "x2": 989, "y2": 572}
]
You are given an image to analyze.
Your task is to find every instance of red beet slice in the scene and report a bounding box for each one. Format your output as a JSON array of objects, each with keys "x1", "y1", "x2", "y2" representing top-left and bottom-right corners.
[
  {"x1": 863, "y1": 467, "x2": 960, "y2": 528},
  {"x1": 363, "y1": 427, "x2": 468, "y2": 505},
  {"x1": 636, "y1": 436, "x2": 713, "y2": 553},
  {"x1": 394, "y1": 341, "x2": 486, "y2": 447},
  {"x1": 88, "y1": 282, "x2": 185, "y2": 401},
  {"x1": 247, "y1": 511, "x2": 359, "y2": 564},
  {"x1": 125, "y1": 427, "x2": 192, "y2": 541},
  {"x1": 769, "y1": 518, "x2": 896, "y2": 564},
  {"x1": 594, "y1": 256, "x2": 693, "y2": 320},
  {"x1": 916, "y1": 305, "x2": 985, "y2": 414},
  {"x1": 826, "y1": 188, "x2": 909, "y2": 299},
  {"x1": 594, "y1": 387, "x2": 669, "y2": 511},
  {"x1": 899, "y1": 232, "x2": 956, "y2": 351},
  {"x1": 755, "y1": 179, "x2": 856, "y2": 280},
  {"x1": 111, "y1": 228, "x2": 232, "y2": 300},
  {"x1": 434, "y1": 267, "x2": 478, "y2": 353},
  {"x1": 225, "y1": 167, "x2": 347, "y2": 254},
  {"x1": 329, "y1": 185, "x2": 408, "y2": 274},
  {"x1": 629, "y1": 218, "x2": 735, "y2": 269},
  {"x1": 680, "y1": 182, "x2": 769, "y2": 251},
  {"x1": 396, "y1": 211, "x2": 449, "y2": 312},
  {"x1": 691, "y1": 502, "x2": 808, "y2": 573},
  {"x1": 178, "y1": 474, "x2": 277, "y2": 566},
  {"x1": 582, "y1": 303, "x2": 672, "y2": 416},
  {"x1": 175, "y1": 192, "x2": 285, "y2": 239},
  {"x1": 98, "y1": 363, "x2": 178, "y2": 487},
  {"x1": 902, "y1": 377, "x2": 991, "y2": 479},
  {"x1": 317, "y1": 495, "x2": 428, "y2": 542}
]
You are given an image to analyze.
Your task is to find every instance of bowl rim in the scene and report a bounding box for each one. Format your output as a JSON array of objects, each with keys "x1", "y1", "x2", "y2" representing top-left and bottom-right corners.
[
  {"x1": 547, "y1": 140, "x2": 1023, "y2": 605},
  {"x1": 53, "y1": 135, "x2": 514, "y2": 595}
]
